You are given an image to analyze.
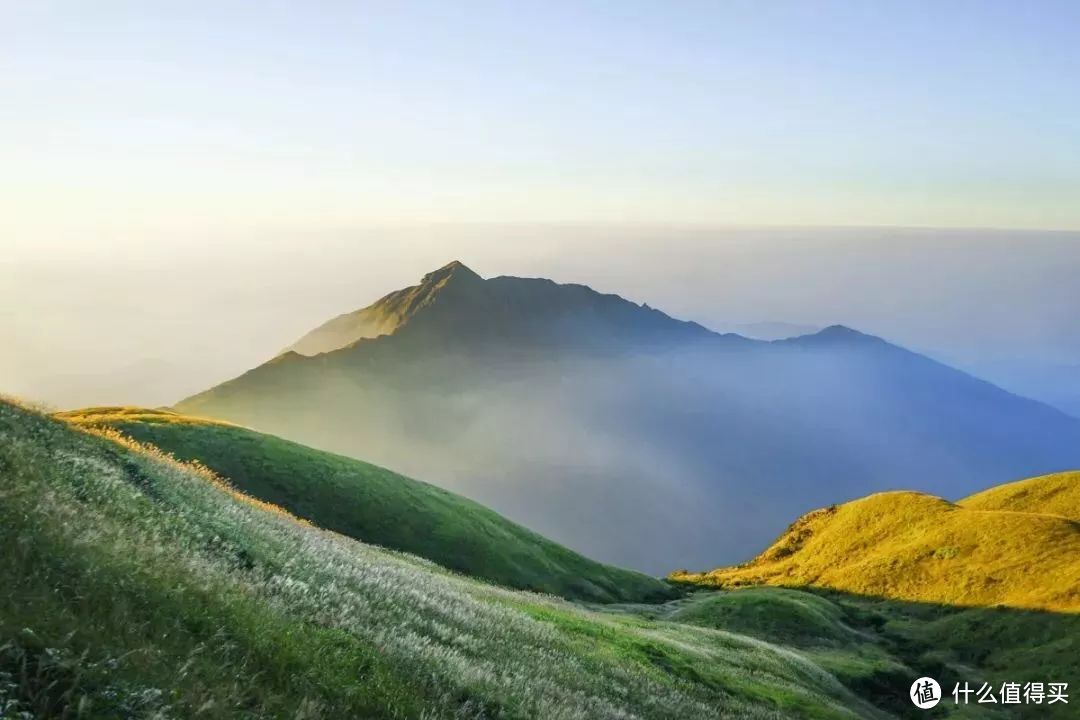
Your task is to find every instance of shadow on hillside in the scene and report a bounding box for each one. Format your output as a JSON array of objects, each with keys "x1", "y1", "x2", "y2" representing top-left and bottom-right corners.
[{"x1": 659, "y1": 584, "x2": 1078, "y2": 719}]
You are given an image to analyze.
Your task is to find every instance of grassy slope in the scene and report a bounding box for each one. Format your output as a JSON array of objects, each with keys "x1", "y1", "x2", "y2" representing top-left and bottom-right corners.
[
  {"x1": 959, "y1": 470, "x2": 1080, "y2": 521},
  {"x1": 0, "y1": 398, "x2": 883, "y2": 719},
  {"x1": 56, "y1": 406, "x2": 672, "y2": 605},
  {"x1": 669, "y1": 487, "x2": 1080, "y2": 611},
  {"x1": 662, "y1": 470, "x2": 1080, "y2": 717},
  {"x1": 607, "y1": 588, "x2": 1079, "y2": 720}
]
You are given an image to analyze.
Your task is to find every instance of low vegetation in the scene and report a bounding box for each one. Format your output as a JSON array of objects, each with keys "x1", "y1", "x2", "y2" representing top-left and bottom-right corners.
[
  {"x1": 959, "y1": 470, "x2": 1080, "y2": 521},
  {"x1": 606, "y1": 588, "x2": 1079, "y2": 719},
  {"x1": 57, "y1": 406, "x2": 673, "y2": 604},
  {"x1": 4, "y1": 398, "x2": 886, "y2": 719},
  {"x1": 6, "y1": 398, "x2": 1076, "y2": 718}
]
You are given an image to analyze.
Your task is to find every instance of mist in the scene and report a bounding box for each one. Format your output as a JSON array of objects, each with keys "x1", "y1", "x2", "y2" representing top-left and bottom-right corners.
[
  {"x1": 175, "y1": 332, "x2": 1080, "y2": 574},
  {"x1": 5, "y1": 226, "x2": 1080, "y2": 415},
  {"x1": 10, "y1": 227, "x2": 1080, "y2": 571}
]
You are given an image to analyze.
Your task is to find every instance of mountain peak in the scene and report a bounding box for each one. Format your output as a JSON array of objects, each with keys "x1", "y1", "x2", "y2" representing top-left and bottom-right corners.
[
  {"x1": 283, "y1": 261, "x2": 717, "y2": 358},
  {"x1": 818, "y1": 324, "x2": 864, "y2": 338},
  {"x1": 281, "y1": 262, "x2": 486, "y2": 356},
  {"x1": 791, "y1": 325, "x2": 874, "y2": 343},
  {"x1": 420, "y1": 260, "x2": 483, "y2": 288}
]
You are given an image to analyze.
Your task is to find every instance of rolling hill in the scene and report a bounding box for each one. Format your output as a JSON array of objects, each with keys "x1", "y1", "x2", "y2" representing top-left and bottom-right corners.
[
  {"x1": 2, "y1": 396, "x2": 893, "y2": 719},
  {"x1": 176, "y1": 261, "x2": 1080, "y2": 573},
  {"x1": 958, "y1": 470, "x2": 1080, "y2": 521},
  {"x1": 6, "y1": 397, "x2": 1078, "y2": 718},
  {"x1": 669, "y1": 471, "x2": 1080, "y2": 612},
  {"x1": 56, "y1": 406, "x2": 672, "y2": 604},
  {"x1": 618, "y1": 587, "x2": 1080, "y2": 720}
]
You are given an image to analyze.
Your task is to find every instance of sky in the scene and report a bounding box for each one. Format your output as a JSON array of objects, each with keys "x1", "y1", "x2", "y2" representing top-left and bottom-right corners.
[
  {"x1": 2, "y1": 2, "x2": 1080, "y2": 409},
  {"x1": 3, "y1": 0, "x2": 1080, "y2": 239}
]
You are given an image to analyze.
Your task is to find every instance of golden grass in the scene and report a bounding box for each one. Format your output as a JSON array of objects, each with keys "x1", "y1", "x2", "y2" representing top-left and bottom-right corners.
[
  {"x1": 57, "y1": 406, "x2": 244, "y2": 429},
  {"x1": 69, "y1": 422, "x2": 311, "y2": 528},
  {"x1": 959, "y1": 470, "x2": 1080, "y2": 521},
  {"x1": 670, "y1": 480, "x2": 1080, "y2": 612}
]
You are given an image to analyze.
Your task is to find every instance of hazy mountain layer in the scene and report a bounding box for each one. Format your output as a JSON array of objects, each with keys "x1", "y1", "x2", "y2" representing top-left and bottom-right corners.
[
  {"x1": 712, "y1": 321, "x2": 822, "y2": 341},
  {"x1": 178, "y1": 262, "x2": 1080, "y2": 573}
]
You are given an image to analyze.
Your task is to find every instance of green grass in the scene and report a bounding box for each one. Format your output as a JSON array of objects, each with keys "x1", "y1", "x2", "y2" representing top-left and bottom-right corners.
[
  {"x1": 3, "y1": 398, "x2": 880, "y2": 719},
  {"x1": 57, "y1": 406, "x2": 674, "y2": 604},
  {"x1": 605, "y1": 588, "x2": 1078, "y2": 719},
  {"x1": 663, "y1": 468, "x2": 1080, "y2": 717},
  {"x1": 6, "y1": 399, "x2": 1077, "y2": 718},
  {"x1": 665, "y1": 587, "x2": 865, "y2": 648},
  {"x1": 3, "y1": 404, "x2": 429, "y2": 719},
  {"x1": 834, "y1": 592, "x2": 1080, "y2": 719}
]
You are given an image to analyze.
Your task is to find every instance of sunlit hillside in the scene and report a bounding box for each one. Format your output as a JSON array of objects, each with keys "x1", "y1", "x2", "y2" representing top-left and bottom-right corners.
[
  {"x1": 959, "y1": 471, "x2": 1080, "y2": 521},
  {"x1": 6, "y1": 398, "x2": 1080, "y2": 718},
  {"x1": 669, "y1": 477, "x2": 1080, "y2": 612},
  {"x1": 1, "y1": 397, "x2": 892, "y2": 719},
  {"x1": 56, "y1": 406, "x2": 673, "y2": 604}
]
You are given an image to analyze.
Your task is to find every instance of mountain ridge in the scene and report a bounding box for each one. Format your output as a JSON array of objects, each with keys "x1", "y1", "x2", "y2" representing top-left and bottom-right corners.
[
  {"x1": 177, "y1": 261, "x2": 1080, "y2": 573},
  {"x1": 282, "y1": 260, "x2": 482, "y2": 357},
  {"x1": 283, "y1": 260, "x2": 719, "y2": 358}
]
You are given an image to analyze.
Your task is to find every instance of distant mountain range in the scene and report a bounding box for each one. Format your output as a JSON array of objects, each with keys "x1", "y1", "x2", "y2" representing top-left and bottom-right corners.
[
  {"x1": 967, "y1": 360, "x2": 1080, "y2": 419},
  {"x1": 177, "y1": 261, "x2": 1080, "y2": 573},
  {"x1": 711, "y1": 321, "x2": 822, "y2": 341}
]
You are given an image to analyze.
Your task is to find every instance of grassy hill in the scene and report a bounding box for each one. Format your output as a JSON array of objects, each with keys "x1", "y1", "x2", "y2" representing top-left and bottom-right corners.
[
  {"x1": 609, "y1": 587, "x2": 1080, "y2": 719},
  {"x1": 959, "y1": 470, "x2": 1080, "y2": 521},
  {"x1": 2, "y1": 397, "x2": 886, "y2": 719},
  {"x1": 5, "y1": 398, "x2": 1078, "y2": 718},
  {"x1": 56, "y1": 406, "x2": 673, "y2": 604},
  {"x1": 669, "y1": 480, "x2": 1080, "y2": 612}
]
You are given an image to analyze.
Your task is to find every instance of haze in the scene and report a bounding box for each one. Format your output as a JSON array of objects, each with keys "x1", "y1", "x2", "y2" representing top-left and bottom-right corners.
[
  {"x1": 3, "y1": 226, "x2": 1078, "y2": 414},
  {"x1": 3, "y1": 2, "x2": 1080, "y2": 410}
]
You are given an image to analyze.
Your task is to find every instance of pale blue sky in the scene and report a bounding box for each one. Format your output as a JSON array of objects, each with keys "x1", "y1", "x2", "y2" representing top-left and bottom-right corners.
[
  {"x1": 3, "y1": 0, "x2": 1080, "y2": 239},
  {"x1": 4, "y1": 2, "x2": 1080, "y2": 409}
]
